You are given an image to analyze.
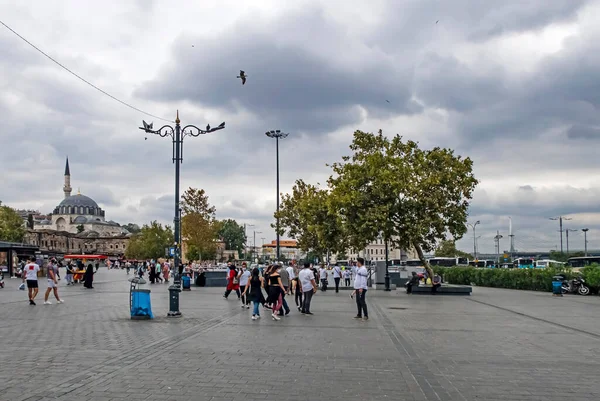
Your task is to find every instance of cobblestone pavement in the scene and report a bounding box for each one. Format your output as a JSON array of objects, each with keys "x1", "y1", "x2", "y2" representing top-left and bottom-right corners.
[{"x1": 2, "y1": 270, "x2": 600, "y2": 400}]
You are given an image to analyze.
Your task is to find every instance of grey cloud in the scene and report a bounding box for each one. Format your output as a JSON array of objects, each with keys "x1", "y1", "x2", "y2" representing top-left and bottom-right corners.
[
  {"x1": 518, "y1": 185, "x2": 534, "y2": 191},
  {"x1": 567, "y1": 124, "x2": 600, "y2": 139},
  {"x1": 135, "y1": 8, "x2": 415, "y2": 134}
]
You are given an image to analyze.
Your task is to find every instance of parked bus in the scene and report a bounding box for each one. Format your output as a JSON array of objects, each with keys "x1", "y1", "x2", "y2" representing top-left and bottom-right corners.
[
  {"x1": 535, "y1": 259, "x2": 565, "y2": 268},
  {"x1": 468, "y1": 260, "x2": 496, "y2": 268},
  {"x1": 513, "y1": 258, "x2": 535, "y2": 268},
  {"x1": 567, "y1": 256, "x2": 600, "y2": 268},
  {"x1": 428, "y1": 257, "x2": 470, "y2": 267}
]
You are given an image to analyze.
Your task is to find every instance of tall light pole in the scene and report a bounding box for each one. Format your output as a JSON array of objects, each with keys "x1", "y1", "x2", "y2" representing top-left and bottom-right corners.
[
  {"x1": 261, "y1": 237, "x2": 265, "y2": 261},
  {"x1": 582, "y1": 228, "x2": 589, "y2": 256},
  {"x1": 565, "y1": 228, "x2": 578, "y2": 255},
  {"x1": 467, "y1": 220, "x2": 480, "y2": 259},
  {"x1": 265, "y1": 130, "x2": 289, "y2": 261},
  {"x1": 140, "y1": 111, "x2": 225, "y2": 317},
  {"x1": 550, "y1": 216, "x2": 571, "y2": 254},
  {"x1": 253, "y1": 231, "x2": 262, "y2": 264},
  {"x1": 244, "y1": 224, "x2": 255, "y2": 262},
  {"x1": 494, "y1": 231, "x2": 503, "y2": 265}
]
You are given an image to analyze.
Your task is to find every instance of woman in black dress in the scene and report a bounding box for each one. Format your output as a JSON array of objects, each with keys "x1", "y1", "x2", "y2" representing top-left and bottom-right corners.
[
  {"x1": 83, "y1": 263, "x2": 94, "y2": 289},
  {"x1": 242, "y1": 268, "x2": 264, "y2": 320}
]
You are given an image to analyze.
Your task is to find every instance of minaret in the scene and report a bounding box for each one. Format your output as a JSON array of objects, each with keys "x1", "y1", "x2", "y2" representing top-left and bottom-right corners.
[{"x1": 63, "y1": 157, "x2": 72, "y2": 198}]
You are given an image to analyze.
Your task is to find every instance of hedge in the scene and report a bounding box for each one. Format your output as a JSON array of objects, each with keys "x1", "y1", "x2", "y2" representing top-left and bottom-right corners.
[{"x1": 432, "y1": 265, "x2": 600, "y2": 292}]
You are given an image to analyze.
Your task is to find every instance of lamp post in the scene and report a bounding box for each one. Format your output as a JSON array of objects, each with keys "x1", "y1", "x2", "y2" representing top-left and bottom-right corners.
[
  {"x1": 140, "y1": 111, "x2": 225, "y2": 317},
  {"x1": 265, "y1": 130, "x2": 289, "y2": 261},
  {"x1": 467, "y1": 220, "x2": 480, "y2": 259},
  {"x1": 384, "y1": 237, "x2": 391, "y2": 291},
  {"x1": 253, "y1": 231, "x2": 262, "y2": 264},
  {"x1": 565, "y1": 229, "x2": 578, "y2": 255},
  {"x1": 260, "y1": 237, "x2": 265, "y2": 262},
  {"x1": 582, "y1": 228, "x2": 589, "y2": 256},
  {"x1": 550, "y1": 216, "x2": 571, "y2": 254},
  {"x1": 494, "y1": 231, "x2": 503, "y2": 265}
]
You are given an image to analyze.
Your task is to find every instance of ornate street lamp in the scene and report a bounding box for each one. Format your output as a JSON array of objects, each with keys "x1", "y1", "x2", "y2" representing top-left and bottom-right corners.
[{"x1": 140, "y1": 111, "x2": 225, "y2": 317}]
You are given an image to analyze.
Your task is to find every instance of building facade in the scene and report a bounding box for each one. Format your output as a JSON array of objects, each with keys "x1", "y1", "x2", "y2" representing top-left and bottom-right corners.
[
  {"x1": 261, "y1": 240, "x2": 304, "y2": 261},
  {"x1": 344, "y1": 238, "x2": 417, "y2": 263},
  {"x1": 20, "y1": 158, "x2": 130, "y2": 258}
]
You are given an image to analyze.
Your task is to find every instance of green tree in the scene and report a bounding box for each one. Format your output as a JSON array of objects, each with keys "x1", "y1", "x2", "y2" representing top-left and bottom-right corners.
[
  {"x1": 276, "y1": 179, "x2": 346, "y2": 262},
  {"x1": 181, "y1": 187, "x2": 219, "y2": 261},
  {"x1": 125, "y1": 221, "x2": 173, "y2": 260},
  {"x1": 328, "y1": 130, "x2": 478, "y2": 279},
  {"x1": 76, "y1": 224, "x2": 85, "y2": 233},
  {"x1": 435, "y1": 240, "x2": 472, "y2": 259},
  {"x1": 217, "y1": 219, "x2": 246, "y2": 252},
  {"x1": 0, "y1": 204, "x2": 25, "y2": 242}
]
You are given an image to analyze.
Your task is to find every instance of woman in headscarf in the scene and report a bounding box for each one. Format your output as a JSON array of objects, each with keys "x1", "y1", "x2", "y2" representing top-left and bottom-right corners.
[{"x1": 83, "y1": 263, "x2": 95, "y2": 289}]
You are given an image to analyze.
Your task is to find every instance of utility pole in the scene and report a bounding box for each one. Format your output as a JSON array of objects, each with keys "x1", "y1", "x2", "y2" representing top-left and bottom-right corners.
[
  {"x1": 550, "y1": 216, "x2": 571, "y2": 253},
  {"x1": 565, "y1": 229, "x2": 578, "y2": 255},
  {"x1": 494, "y1": 231, "x2": 503, "y2": 265},
  {"x1": 467, "y1": 220, "x2": 480, "y2": 259},
  {"x1": 508, "y1": 217, "x2": 515, "y2": 258},
  {"x1": 140, "y1": 111, "x2": 225, "y2": 318},
  {"x1": 253, "y1": 230, "x2": 262, "y2": 264},
  {"x1": 582, "y1": 228, "x2": 589, "y2": 256}
]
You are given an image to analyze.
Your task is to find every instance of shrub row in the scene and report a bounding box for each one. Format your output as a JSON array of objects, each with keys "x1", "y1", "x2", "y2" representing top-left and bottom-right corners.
[{"x1": 433, "y1": 265, "x2": 600, "y2": 292}]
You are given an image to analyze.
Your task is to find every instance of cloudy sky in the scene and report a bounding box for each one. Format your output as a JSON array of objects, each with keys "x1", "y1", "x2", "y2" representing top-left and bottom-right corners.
[{"x1": 1, "y1": 0, "x2": 600, "y2": 254}]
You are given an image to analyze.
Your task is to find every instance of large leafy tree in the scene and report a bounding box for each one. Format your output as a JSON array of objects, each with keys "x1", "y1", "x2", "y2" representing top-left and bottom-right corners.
[
  {"x1": 0, "y1": 203, "x2": 25, "y2": 242},
  {"x1": 435, "y1": 240, "x2": 472, "y2": 259},
  {"x1": 181, "y1": 187, "x2": 219, "y2": 261},
  {"x1": 125, "y1": 221, "x2": 173, "y2": 260},
  {"x1": 276, "y1": 179, "x2": 346, "y2": 262},
  {"x1": 328, "y1": 130, "x2": 478, "y2": 278},
  {"x1": 217, "y1": 219, "x2": 246, "y2": 252}
]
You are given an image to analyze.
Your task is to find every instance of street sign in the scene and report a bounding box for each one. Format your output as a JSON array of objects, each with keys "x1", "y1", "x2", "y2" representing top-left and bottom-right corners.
[{"x1": 169, "y1": 247, "x2": 175, "y2": 257}]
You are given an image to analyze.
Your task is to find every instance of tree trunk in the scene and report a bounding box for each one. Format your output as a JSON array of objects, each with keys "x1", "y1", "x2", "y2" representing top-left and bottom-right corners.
[{"x1": 413, "y1": 243, "x2": 434, "y2": 280}]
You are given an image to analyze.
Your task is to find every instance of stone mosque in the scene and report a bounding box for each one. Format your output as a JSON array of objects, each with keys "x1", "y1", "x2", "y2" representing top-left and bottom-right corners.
[
  {"x1": 34, "y1": 158, "x2": 128, "y2": 236},
  {"x1": 21, "y1": 158, "x2": 131, "y2": 259}
]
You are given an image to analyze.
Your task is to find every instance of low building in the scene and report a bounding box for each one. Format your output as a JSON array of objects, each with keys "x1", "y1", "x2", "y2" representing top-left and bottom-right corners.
[
  {"x1": 261, "y1": 240, "x2": 304, "y2": 261},
  {"x1": 344, "y1": 238, "x2": 417, "y2": 263},
  {"x1": 23, "y1": 229, "x2": 128, "y2": 258}
]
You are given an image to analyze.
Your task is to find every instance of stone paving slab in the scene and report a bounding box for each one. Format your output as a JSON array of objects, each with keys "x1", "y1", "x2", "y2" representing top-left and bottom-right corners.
[{"x1": 2, "y1": 270, "x2": 600, "y2": 400}]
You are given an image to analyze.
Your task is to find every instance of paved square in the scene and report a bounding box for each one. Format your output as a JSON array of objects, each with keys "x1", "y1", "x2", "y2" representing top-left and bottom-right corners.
[{"x1": 1, "y1": 269, "x2": 600, "y2": 400}]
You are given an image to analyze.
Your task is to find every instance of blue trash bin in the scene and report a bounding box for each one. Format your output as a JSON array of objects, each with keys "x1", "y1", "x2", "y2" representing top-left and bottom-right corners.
[
  {"x1": 182, "y1": 275, "x2": 191, "y2": 291},
  {"x1": 552, "y1": 276, "x2": 563, "y2": 296},
  {"x1": 131, "y1": 288, "x2": 154, "y2": 319}
]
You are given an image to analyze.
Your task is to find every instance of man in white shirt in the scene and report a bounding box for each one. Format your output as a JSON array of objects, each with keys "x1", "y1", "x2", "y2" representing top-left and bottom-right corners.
[
  {"x1": 22, "y1": 256, "x2": 40, "y2": 305},
  {"x1": 353, "y1": 257, "x2": 369, "y2": 321},
  {"x1": 319, "y1": 264, "x2": 328, "y2": 292},
  {"x1": 332, "y1": 264, "x2": 342, "y2": 293},
  {"x1": 44, "y1": 259, "x2": 64, "y2": 305},
  {"x1": 298, "y1": 262, "x2": 317, "y2": 315},
  {"x1": 238, "y1": 263, "x2": 251, "y2": 309},
  {"x1": 343, "y1": 269, "x2": 351, "y2": 287}
]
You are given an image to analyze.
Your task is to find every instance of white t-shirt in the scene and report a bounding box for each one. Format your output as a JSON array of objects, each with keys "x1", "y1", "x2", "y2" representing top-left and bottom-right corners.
[
  {"x1": 319, "y1": 268, "x2": 327, "y2": 280},
  {"x1": 239, "y1": 270, "x2": 251, "y2": 286},
  {"x1": 333, "y1": 266, "x2": 342, "y2": 278},
  {"x1": 343, "y1": 270, "x2": 351, "y2": 279},
  {"x1": 353, "y1": 266, "x2": 369, "y2": 289},
  {"x1": 286, "y1": 266, "x2": 295, "y2": 280},
  {"x1": 24, "y1": 263, "x2": 40, "y2": 280},
  {"x1": 298, "y1": 268, "x2": 315, "y2": 292}
]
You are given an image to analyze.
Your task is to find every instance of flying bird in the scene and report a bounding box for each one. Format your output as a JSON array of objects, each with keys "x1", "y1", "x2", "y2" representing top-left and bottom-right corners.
[
  {"x1": 192, "y1": 45, "x2": 195, "y2": 47},
  {"x1": 386, "y1": 100, "x2": 391, "y2": 103},
  {"x1": 206, "y1": 124, "x2": 211, "y2": 131},
  {"x1": 237, "y1": 70, "x2": 247, "y2": 85},
  {"x1": 436, "y1": 20, "x2": 439, "y2": 24},
  {"x1": 142, "y1": 120, "x2": 153, "y2": 131},
  {"x1": 144, "y1": 137, "x2": 147, "y2": 140}
]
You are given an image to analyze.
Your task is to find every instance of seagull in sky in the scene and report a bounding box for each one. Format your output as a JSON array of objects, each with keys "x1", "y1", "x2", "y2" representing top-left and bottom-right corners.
[
  {"x1": 237, "y1": 70, "x2": 247, "y2": 85},
  {"x1": 436, "y1": 20, "x2": 439, "y2": 24},
  {"x1": 386, "y1": 100, "x2": 391, "y2": 103},
  {"x1": 206, "y1": 124, "x2": 211, "y2": 131},
  {"x1": 142, "y1": 120, "x2": 153, "y2": 131}
]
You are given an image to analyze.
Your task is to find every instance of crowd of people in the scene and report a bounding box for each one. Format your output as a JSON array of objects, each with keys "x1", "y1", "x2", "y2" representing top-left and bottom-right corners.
[{"x1": 221, "y1": 257, "x2": 371, "y2": 321}]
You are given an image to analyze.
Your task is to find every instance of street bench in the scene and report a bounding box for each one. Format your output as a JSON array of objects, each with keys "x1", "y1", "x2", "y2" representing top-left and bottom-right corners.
[{"x1": 411, "y1": 283, "x2": 472, "y2": 295}]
